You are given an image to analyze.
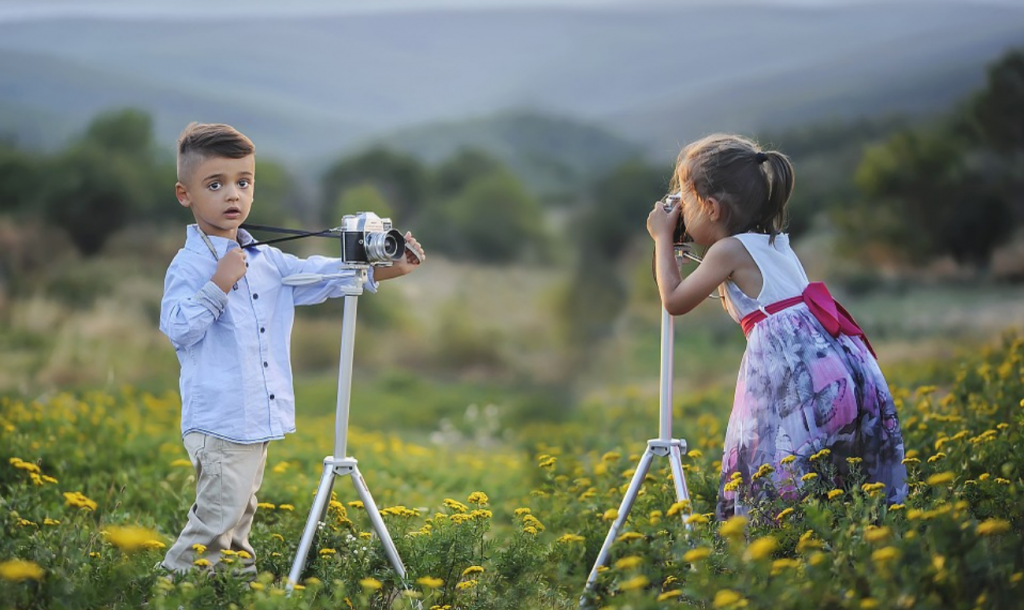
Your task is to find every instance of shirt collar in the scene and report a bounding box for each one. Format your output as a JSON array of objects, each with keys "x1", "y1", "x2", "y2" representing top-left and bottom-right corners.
[{"x1": 185, "y1": 224, "x2": 256, "y2": 259}]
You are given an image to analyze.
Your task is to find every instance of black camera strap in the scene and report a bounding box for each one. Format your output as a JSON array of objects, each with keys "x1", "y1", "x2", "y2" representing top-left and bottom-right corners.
[{"x1": 239, "y1": 223, "x2": 339, "y2": 249}]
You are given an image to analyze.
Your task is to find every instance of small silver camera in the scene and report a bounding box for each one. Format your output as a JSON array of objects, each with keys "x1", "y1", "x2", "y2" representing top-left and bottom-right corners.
[
  {"x1": 338, "y1": 212, "x2": 406, "y2": 266},
  {"x1": 661, "y1": 192, "x2": 687, "y2": 244}
]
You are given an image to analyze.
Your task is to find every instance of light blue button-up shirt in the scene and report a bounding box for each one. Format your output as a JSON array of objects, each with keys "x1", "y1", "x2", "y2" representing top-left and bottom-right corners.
[{"x1": 160, "y1": 225, "x2": 377, "y2": 444}]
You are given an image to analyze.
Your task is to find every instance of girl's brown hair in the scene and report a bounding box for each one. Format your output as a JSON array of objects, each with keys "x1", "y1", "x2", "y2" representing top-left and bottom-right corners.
[{"x1": 671, "y1": 134, "x2": 795, "y2": 243}]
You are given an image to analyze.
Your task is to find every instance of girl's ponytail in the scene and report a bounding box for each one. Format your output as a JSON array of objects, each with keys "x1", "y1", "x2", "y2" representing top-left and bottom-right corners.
[{"x1": 756, "y1": 150, "x2": 795, "y2": 242}]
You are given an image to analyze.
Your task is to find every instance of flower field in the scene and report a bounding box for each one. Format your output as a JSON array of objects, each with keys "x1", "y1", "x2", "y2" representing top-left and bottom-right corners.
[{"x1": 1, "y1": 332, "x2": 1022, "y2": 609}]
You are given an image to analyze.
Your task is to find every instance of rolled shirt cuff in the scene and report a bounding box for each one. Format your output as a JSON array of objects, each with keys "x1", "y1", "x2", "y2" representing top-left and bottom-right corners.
[{"x1": 196, "y1": 281, "x2": 229, "y2": 315}]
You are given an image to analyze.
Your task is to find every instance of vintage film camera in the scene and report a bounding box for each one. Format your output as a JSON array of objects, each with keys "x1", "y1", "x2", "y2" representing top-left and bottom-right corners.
[
  {"x1": 662, "y1": 192, "x2": 688, "y2": 245},
  {"x1": 339, "y1": 212, "x2": 406, "y2": 265}
]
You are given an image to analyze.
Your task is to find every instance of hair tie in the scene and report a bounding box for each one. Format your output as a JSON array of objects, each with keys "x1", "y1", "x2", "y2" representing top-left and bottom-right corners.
[{"x1": 755, "y1": 152, "x2": 768, "y2": 164}]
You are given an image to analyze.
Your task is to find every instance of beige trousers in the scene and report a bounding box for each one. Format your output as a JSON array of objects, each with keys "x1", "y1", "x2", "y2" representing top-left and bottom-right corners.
[{"x1": 162, "y1": 432, "x2": 269, "y2": 574}]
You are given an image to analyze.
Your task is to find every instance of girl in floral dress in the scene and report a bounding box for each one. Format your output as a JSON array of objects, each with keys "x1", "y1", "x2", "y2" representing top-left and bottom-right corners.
[{"x1": 646, "y1": 134, "x2": 907, "y2": 519}]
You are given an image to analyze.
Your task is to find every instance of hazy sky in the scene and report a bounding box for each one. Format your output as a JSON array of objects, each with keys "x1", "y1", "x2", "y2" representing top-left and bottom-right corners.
[{"x1": 0, "y1": 0, "x2": 1010, "y2": 21}]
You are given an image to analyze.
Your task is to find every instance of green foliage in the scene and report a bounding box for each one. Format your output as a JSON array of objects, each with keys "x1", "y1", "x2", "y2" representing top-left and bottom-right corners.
[
  {"x1": 966, "y1": 48, "x2": 1024, "y2": 153},
  {"x1": 40, "y1": 143, "x2": 149, "y2": 256},
  {"x1": 420, "y1": 170, "x2": 548, "y2": 264},
  {"x1": 0, "y1": 145, "x2": 40, "y2": 214}
]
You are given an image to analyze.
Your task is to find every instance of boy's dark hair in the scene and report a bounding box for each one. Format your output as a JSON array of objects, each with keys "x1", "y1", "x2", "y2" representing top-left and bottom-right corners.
[
  {"x1": 672, "y1": 133, "x2": 795, "y2": 243},
  {"x1": 176, "y1": 122, "x2": 255, "y2": 182}
]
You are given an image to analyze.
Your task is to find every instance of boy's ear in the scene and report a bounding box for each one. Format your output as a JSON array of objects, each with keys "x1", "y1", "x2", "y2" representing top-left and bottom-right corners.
[{"x1": 175, "y1": 182, "x2": 191, "y2": 208}]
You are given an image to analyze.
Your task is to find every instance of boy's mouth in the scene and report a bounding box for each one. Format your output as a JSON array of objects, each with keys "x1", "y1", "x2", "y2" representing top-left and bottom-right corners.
[{"x1": 224, "y1": 207, "x2": 241, "y2": 218}]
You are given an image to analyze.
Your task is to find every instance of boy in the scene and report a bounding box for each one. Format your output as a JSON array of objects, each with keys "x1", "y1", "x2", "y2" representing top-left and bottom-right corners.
[{"x1": 159, "y1": 122, "x2": 425, "y2": 574}]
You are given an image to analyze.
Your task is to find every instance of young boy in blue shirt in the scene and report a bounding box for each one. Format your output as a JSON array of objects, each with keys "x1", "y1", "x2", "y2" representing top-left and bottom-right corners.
[{"x1": 159, "y1": 122, "x2": 425, "y2": 574}]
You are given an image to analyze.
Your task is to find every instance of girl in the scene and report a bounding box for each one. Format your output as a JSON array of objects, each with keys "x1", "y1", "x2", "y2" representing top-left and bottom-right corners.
[{"x1": 647, "y1": 134, "x2": 907, "y2": 519}]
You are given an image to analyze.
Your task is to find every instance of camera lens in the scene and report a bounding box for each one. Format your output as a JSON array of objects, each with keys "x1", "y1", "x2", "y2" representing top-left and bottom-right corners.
[{"x1": 364, "y1": 229, "x2": 406, "y2": 263}]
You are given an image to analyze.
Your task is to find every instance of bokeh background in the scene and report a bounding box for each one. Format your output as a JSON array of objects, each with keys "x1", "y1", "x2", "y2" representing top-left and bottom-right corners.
[{"x1": 1, "y1": 0, "x2": 1023, "y2": 439}]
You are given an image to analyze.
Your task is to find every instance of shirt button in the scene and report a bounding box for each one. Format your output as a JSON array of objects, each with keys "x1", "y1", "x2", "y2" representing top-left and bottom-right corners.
[
  {"x1": 260, "y1": 327, "x2": 265, "y2": 333},
  {"x1": 253, "y1": 293, "x2": 259, "y2": 299},
  {"x1": 269, "y1": 394, "x2": 275, "y2": 400},
  {"x1": 263, "y1": 361, "x2": 269, "y2": 368}
]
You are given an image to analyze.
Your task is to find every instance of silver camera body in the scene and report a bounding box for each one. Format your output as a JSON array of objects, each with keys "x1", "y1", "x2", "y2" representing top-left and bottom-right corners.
[{"x1": 339, "y1": 212, "x2": 406, "y2": 266}]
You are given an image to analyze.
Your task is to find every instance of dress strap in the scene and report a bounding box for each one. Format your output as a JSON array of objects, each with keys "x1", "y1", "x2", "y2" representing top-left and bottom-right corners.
[{"x1": 740, "y1": 282, "x2": 876, "y2": 358}]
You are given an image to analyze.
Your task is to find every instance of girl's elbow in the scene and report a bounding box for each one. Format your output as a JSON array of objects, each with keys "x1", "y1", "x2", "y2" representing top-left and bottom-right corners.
[{"x1": 661, "y1": 298, "x2": 692, "y2": 316}]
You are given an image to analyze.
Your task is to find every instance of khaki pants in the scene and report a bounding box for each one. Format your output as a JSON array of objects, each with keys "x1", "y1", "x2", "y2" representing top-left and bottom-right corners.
[{"x1": 162, "y1": 432, "x2": 268, "y2": 574}]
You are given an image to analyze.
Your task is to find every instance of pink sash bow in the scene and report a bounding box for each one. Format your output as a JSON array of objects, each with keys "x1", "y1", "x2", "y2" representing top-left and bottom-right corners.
[{"x1": 739, "y1": 282, "x2": 876, "y2": 358}]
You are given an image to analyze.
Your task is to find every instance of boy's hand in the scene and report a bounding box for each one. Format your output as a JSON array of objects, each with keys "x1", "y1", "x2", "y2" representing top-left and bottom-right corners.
[
  {"x1": 212, "y1": 248, "x2": 248, "y2": 293},
  {"x1": 375, "y1": 232, "x2": 425, "y2": 280}
]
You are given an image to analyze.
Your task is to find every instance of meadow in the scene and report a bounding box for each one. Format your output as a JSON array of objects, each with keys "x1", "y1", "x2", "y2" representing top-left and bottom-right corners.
[{"x1": 2, "y1": 251, "x2": 1023, "y2": 609}]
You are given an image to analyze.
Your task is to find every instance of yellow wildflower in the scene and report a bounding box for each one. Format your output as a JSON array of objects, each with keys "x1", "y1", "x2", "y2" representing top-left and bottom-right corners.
[
  {"x1": 417, "y1": 576, "x2": 444, "y2": 589},
  {"x1": 801, "y1": 473, "x2": 818, "y2": 483},
  {"x1": 775, "y1": 508, "x2": 795, "y2": 521},
  {"x1": 103, "y1": 526, "x2": 163, "y2": 552},
  {"x1": 713, "y1": 589, "x2": 747, "y2": 609},
  {"x1": 558, "y1": 533, "x2": 586, "y2": 544},
  {"x1": 614, "y1": 556, "x2": 642, "y2": 570},
  {"x1": 683, "y1": 547, "x2": 712, "y2": 563},
  {"x1": 771, "y1": 558, "x2": 800, "y2": 575},
  {"x1": 278, "y1": 504, "x2": 294, "y2": 511},
  {"x1": 619, "y1": 575, "x2": 649, "y2": 591},
  {"x1": 462, "y1": 566, "x2": 484, "y2": 577},
  {"x1": 456, "y1": 580, "x2": 477, "y2": 590},
  {"x1": 467, "y1": 491, "x2": 489, "y2": 505},
  {"x1": 864, "y1": 526, "x2": 890, "y2": 543},
  {"x1": 871, "y1": 547, "x2": 899, "y2": 563},
  {"x1": 0, "y1": 560, "x2": 44, "y2": 582},
  {"x1": 743, "y1": 536, "x2": 778, "y2": 562},
  {"x1": 360, "y1": 577, "x2": 382, "y2": 590},
  {"x1": 828, "y1": 489, "x2": 844, "y2": 500},
  {"x1": 601, "y1": 508, "x2": 618, "y2": 521},
  {"x1": 719, "y1": 516, "x2": 748, "y2": 539},
  {"x1": 977, "y1": 519, "x2": 1011, "y2": 536},
  {"x1": 926, "y1": 472, "x2": 955, "y2": 486},
  {"x1": 658, "y1": 590, "x2": 683, "y2": 601},
  {"x1": 616, "y1": 532, "x2": 644, "y2": 542}
]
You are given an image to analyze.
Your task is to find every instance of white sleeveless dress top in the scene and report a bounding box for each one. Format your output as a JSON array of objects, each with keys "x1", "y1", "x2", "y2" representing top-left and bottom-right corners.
[{"x1": 720, "y1": 233, "x2": 810, "y2": 324}]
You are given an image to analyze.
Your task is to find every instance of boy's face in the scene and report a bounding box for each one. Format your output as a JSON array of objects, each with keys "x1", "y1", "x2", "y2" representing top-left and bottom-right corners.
[{"x1": 176, "y1": 154, "x2": 255, "y2": 239}]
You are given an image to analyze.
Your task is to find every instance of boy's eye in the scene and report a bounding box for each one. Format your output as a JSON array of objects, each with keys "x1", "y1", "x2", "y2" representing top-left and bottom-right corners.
[
  {"x1": 238, "y1": 179, "x2": 251, "y2": 188},
  {"x1": 208, "y1": 182, "x2": 221, "y2": 191}
]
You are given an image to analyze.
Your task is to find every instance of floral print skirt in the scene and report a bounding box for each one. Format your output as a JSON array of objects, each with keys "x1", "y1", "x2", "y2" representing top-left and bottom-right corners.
[{"x1": 716, "y1": 304, "x2": 907, "y2": 519}]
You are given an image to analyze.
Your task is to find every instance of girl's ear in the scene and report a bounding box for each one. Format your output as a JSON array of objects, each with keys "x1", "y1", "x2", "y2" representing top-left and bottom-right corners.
[
  {"x1": 705, "y1": 197, "x2": 723, "y2": 222},
  {"x1": 175, "y1": 182, "x2": 191, "y2": 208}
]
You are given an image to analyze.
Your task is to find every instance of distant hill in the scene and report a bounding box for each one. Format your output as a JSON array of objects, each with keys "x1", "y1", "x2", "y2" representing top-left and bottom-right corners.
[
  {"x1": 0, "y1": 0, "x2": 1021, "y2": 176},
  {"x1": 364, "y1": 111, "x2": 644, "y2": 196}
]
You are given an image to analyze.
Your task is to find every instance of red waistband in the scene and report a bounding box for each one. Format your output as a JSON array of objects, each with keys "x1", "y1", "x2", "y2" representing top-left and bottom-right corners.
[{"x1": 739, "y1": 282, "x2": 876, "y2": 358}]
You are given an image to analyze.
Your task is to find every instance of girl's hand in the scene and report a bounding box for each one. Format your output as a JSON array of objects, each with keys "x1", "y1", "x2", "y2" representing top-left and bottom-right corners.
[{"x1": 647, "y1": 199, "x2": 680, "y2": 240}]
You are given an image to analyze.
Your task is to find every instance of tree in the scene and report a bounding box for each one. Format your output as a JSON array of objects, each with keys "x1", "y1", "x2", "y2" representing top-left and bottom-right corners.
[
  {"x1": 321, "y1": 147, "x2": 427, "y2": 226},
  {"x1": 422, "y1": 170, "x2": 547, "y2": 263},
  {"x1": 967, "y1": 48, "x2": 1024, "y2": 153},
  {"x1": 848, "y1": 128, "x2": 1013, "y2": 267},
  {"x1": 41, "y1": 144, "x2": 149, "y2": 256},
  {"x1": 0, "y1": 145, "x2": 39, "y2": 214}
]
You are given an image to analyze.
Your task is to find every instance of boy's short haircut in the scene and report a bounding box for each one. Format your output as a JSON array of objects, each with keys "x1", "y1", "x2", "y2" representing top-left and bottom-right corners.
[{"x1": 176, "y1": 122, "x2": 256, "y2": 183}]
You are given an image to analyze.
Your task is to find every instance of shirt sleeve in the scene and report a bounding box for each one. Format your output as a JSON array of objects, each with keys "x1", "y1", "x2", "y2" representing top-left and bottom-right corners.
[
  {"x1": 159, "y1": 257, "x2": 228, "y2": 350},
  {"x1": 272, "y1": 251, "x2": 378, "y2": 306}
]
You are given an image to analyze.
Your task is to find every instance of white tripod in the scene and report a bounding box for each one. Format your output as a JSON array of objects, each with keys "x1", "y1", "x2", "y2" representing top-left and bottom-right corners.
[
  {"x1": 283, "y1": 267, "x2": 408, "y2": 592},
  {"x1": 580, "y1": 279, "x2": 694, "y2": 605}
]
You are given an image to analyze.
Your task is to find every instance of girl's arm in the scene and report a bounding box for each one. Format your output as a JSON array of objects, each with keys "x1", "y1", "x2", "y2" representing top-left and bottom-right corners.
[{"x1": 653, "y1": 238, "x2": 743, "y2": 316}]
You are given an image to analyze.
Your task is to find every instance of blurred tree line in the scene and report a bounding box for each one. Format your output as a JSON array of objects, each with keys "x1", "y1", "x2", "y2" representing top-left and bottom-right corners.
[{"x1": 0, "y1": 48, "x2": 1020, "y2": 370}]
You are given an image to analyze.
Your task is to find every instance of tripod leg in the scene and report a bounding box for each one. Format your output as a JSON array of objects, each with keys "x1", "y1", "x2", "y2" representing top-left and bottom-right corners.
[
  {"x1": 287, "y1": 462, "x2": 336, "y2": 592},
  {"x1": 667, "y1": 444, "x2": 692, "y2": 523},
  {"x1": 580, "y1": 447, "x2": 656, "y2": 605},
  {"x1": 349, "y1": 465, "x2": 407, "y2": 579}
]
